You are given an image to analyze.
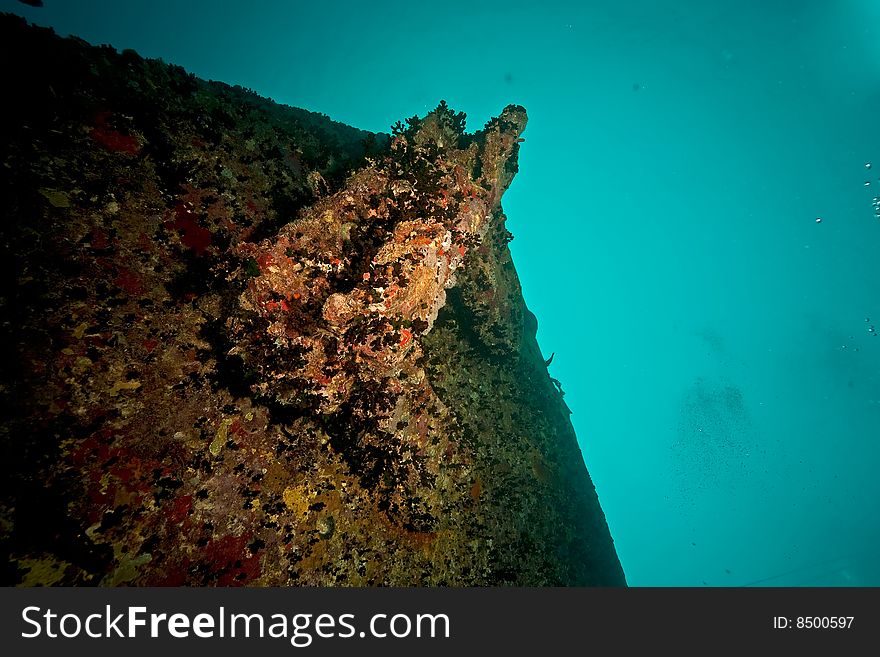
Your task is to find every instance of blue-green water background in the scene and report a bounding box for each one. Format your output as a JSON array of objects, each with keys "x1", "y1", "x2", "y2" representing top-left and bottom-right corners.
[{"x1": 8, "y1": 0, "x2": 879, "y2": 586}]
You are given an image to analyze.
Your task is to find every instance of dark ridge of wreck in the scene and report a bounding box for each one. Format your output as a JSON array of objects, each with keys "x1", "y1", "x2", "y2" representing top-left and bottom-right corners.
[{"x1": 0, "y1": 13, "x2": 625, "y2": 586}]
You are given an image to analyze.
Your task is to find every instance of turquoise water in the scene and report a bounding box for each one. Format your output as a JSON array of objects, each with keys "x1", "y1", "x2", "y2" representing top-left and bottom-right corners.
[{"x1": 8, "y1": 0, "x2": 878, "y2": 586}]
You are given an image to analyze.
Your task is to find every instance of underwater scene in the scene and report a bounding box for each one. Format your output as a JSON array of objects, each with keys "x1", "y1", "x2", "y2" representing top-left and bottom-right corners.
[{"x1": 0, "y1": 0, "x2": 877, "y2": 587}]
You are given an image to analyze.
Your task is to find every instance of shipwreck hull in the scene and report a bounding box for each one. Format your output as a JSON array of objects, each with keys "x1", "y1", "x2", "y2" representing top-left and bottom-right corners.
[{"x1": 0, "y1": 13, "x2": 625, "y2": 586}]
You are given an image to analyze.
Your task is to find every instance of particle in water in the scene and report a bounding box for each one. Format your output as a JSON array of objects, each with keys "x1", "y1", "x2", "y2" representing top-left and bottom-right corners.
[
  {"x1": 815, "y1": 217, "x2": 822, "y2": 223},
  {"x1": 865, "y1": 181, "x2": 872, "y2": 186},
  {"x1": 867, "y1": 163, "x2": 873, "y2": 169}
]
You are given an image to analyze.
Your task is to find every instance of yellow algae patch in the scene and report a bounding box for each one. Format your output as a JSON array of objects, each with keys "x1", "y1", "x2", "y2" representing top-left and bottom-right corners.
[
  {"x1": 39, "y1": 188, "x2": 71, "y2": 208},
  {"x1": 19, "y1": 556, "x2": 71, "y2": 586},
  {"x1": 109, "y1": 380, "x2": 141, "y2": 395},
  {"x1": 74, "y1": 356, "x2": 93, "y2": 371},
  {"x1": 101, "y1": 552, "x2": 151, "y2": 586},
  {"x1": 210, "y1": 418, "x2": 234, "y2": 457},
  {"x1": 282, "y1": 484, "x2": 315, "y2": 519}
]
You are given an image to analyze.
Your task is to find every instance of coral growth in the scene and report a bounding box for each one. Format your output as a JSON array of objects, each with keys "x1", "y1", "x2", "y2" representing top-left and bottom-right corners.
[
  {"x1": 228, "y1": 103, "x2": 527, "y2": 419},
  {"x1": 0, "y1": 14, "x2": 624, "y2": 586}
]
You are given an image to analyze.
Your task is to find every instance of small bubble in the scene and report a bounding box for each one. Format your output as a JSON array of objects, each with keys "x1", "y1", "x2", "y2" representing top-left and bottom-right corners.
[
  {"x1": 865, "y1": 181, "x2": 872, "y2": 186},
  {"x1": 867, "y1": 163, "x2": 873, "y2": 169},
  {"x1": 815, "y1": 217, "x2": 822, "y2": 223}
]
